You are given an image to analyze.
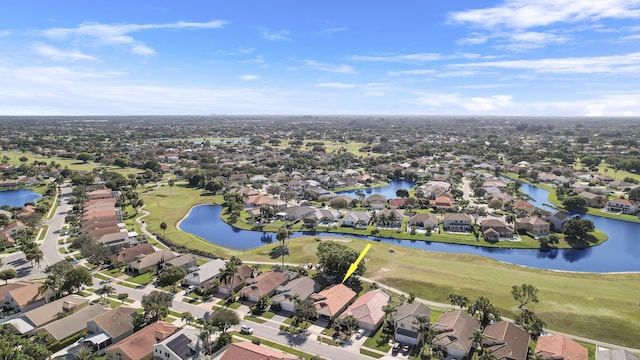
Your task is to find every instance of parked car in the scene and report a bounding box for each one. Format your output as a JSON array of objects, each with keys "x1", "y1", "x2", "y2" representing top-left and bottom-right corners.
[
  {"x1": 402, "y1": 344, "x2": 411, "y2": 356},
  {"x1": 240, "y1": 325, "x2": 254, "y2": 334},
  {"x1": 392, "y1": 342, "x2": 401, "y2": 355},
  {"x1": 355, "y1": 328, "x2": 366, "y2": 339}
]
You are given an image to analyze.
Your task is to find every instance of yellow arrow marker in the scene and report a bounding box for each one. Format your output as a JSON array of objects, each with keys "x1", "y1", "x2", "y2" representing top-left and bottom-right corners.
[{"x1": 342, "y1": 243, "x2": 371, "y2": 283}]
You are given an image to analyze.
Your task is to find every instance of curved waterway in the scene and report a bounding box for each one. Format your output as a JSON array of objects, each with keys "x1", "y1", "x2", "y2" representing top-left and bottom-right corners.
[{"x1": 180, "y1": 182, "x2": 640, "y2": 272}]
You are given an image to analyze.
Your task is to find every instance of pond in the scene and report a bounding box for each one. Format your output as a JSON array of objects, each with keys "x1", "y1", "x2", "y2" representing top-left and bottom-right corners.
[
  {"x1": 180, "y1": 183, "x2": 640, "y2": 273},
  {"x1": 0, "y1": 189, "x2": 41, "y2": 207},
  {"x1": 336, "y1": 180, "x2": 415, "y2": 199}
]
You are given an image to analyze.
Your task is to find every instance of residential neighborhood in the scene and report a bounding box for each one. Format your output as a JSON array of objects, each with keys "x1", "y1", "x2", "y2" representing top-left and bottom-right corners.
[{"x1": 0, "y1": 116, "x2": 639, "y2": 359}]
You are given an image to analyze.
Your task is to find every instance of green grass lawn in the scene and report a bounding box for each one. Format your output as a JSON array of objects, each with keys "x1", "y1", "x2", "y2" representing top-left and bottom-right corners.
[
  {"x1": 128, "y1": 271, "x2": 155, "y2": 285},
  {"x1": 136, "y1": 176, "x2": 639, "y2": 348},
  {"x1": 238, "y1": 236, "x2": 640, "y2": 349}
]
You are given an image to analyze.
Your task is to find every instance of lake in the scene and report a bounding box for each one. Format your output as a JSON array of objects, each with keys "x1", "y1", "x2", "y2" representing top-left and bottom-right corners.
[
  {"x1": 180, "y1": 182, "x2": 640, "y2": 272},
  {"x1": 0, "y1": 189, "x2": 41, "y2": 207}
]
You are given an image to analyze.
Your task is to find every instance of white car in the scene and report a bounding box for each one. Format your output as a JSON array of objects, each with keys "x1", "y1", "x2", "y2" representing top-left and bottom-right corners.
[
  {"x1": 240, "y1": 325, "x2": 254, "y2": 334},
  {"x1": 355, "y1": 328, "x2": 366, "y2": 339}
]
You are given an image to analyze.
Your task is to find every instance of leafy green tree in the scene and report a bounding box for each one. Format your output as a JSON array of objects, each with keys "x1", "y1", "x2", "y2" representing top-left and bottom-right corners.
[
  {"x1": 292, "y1": 297, "x2": 317, "y2": 326},
  {"x1": 341, "y1": 314, "x2": 359, "y2": 334},
  {"x1": 515, "y1": 309, "x2": 547, "y2": 340},
  {"x1": 563, "y1": 218, "x2": 595, "y2": 242},
  {"x1": 252, "y1": 295, "x2": 272, "y2": 314},
  {"x1": 0, "y1": 268, "x2": 17, "y2": 284},
  {"x1": 158, "y1": 266, "x2": 187, "y2": 292},
  {"x1": 208, "y1": 308, "x2": 240, "y2": 333},
  {"x1": 76, "y1": 152, "x2": 94, "y2": 163},
  {"x1": 414, "y1": 313, "x2": 435, "y2": 354},
  {"x1": 562, "y1": 196, "x2": 588, "y2": 212},
  {"x1": 316, "y1": 241, "x2": 366, "y2": 283},
  {"x1": 0, "y1": 334, "x2": 51, "y2": 359},
  {"x1": 468, "y1": 296, "x2": 501, "y2": 329},
  {"x1": 117, "y1": 293, "x2": 128, "y2": 304},
  {"x1": 134, "y1": 290, "x2": 174, "y2": 329},
  {"x1": 113, "y1": 157, "x2": 131, "y2": 168},
  {"x1": 61, "y1": 267, "x2": 92, "y2": 294},
  {"x1": 160, "y1": 221, "x2": 167, "y2": 235},
  {"x1": 511, "y1": 284, "x2": 539, "y2": 309}
]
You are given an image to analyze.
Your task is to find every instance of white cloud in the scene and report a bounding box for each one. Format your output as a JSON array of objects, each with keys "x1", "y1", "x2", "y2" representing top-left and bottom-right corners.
[
  {"x1": 33, "y1": 44, "x2": 96, "y2": 61},
  {"x1": 453, "y1": 52, "x2": 640, "y2": 74},
  {"x1": 242, "y1": 56, "x2": 266, "y2": 65},
  {"x1": 260, "y1": 28, "x2": 293, "y2": 42},
  {"x1": 347, "y1": 53, "x2": 444, "y2": 63},
  {"x1": 0, "y1": 30, "x2": 10, "y2": 37},
  {"x1": 40, "y1": 20, "x2": 226, "y2": 55},
  {"x1": 300, "y1": 59, "x2": 355, "y2": 74},
  {"x1": 130, "y1": 44, "x2": 155, "y2": 56},
  {"x1": 457, "y1": 33, "x2": 489, "y2": 45},
  {"x1": 620, "y1": 33, "x2": 640, "y2": 41},
  {"x1": 412, "y1": 92, "x2": 514, "y2": 111},
  {"x1": 386, "y1": 69, "x2": 436, "y2": 76},
  {"x1": 448, "y1": 0, "x2": 640, "y2": 30},
  {"x1": 239, "y1": 74, "x2": 259, "y2": 81},
  {"x1": 315, "y1": 82, "x2": 357, "y2": 88},
  {"x1": 500, "y1": 31, "x2": 570, "y2": 51},
  {"x1": 317, "y1": 27, "x2": 348, "y2": 37}
]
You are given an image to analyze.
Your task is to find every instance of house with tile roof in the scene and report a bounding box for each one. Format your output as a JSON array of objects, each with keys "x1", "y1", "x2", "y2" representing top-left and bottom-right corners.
[
  {"x1": 239, "y1": 271, "x2": 289, "y2": 303},
  {"x1": 182, "y1": 258, "x2": 227, "y2": 288},
  {"x1": 1, "y1": 294, "x2": 88, "y2": 335},
  {"x1": 218, "y1": 265, "x2": 253, "y2": 296},
  {"x1": 408, "y1": 213, "x2": 439, "y2": 231},
  {"x1": 392, "y1": 302, "x2": 432, "y2": 346},
  {"x1": 271, "y1": 276, "x2": 322, "y2": 313},
  {"x1": 338, "y1": 289, "x2": 390, "y2": 331},
  {"x1": 514, "y1": 216, "x2": 551, "y2": 237},
  {"x1": 105, "y1": 321, "x2": 178, "y2": 360},
  {"x1": 163, "y1": 253, "x2": 197, "y2": 272},
  {"x1": 85, "y1": 307, "x2": 137, "y2": 354},
  {"x1": 341, "y1": 211, "x2": 371, "y2": 228},
  {"x1": 443, "y1": 213, "x2": 473, "y2": 232},
  {"x1": 431, "y1": 311, "x2": 480, "y2": 360},
  {"x1": 310, "y1": 283, "x2": 357, "y2": 321},
  {"x1": 606, "y1": 198, "x2": 638, "y2": 214},
  {"x1": 480, "y1": 218, "x2": 514, "y2": 241},
  {"x1": 535, "y1": 334, "x2": 588, "y2": 360},
  {"x1": 109, "y1": 243, "x2": 156, "y2": 264},
  {"x1": 213, "y1": 341, "x2": 298, "y2": 360},
  {"x1": 4, "y1": 281, "x2": 46, "y2": 312},
  {"x1": 32, "y1": 304, "x2": 110, "y2": 342},
  {"x1": 126, "y1": 249, "x2": 176, "y2": 275},
  {"x1": 483, "y1": 321, "x2": 530, "y2": 360},
  {"x1": 152, "y1": 327, "x2": 202, "y2": 360}
]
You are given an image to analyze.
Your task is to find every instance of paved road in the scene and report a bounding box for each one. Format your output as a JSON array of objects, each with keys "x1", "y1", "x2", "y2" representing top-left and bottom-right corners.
[{"x1": 40, "y1": 183, "x2": 70, "y2": 267}]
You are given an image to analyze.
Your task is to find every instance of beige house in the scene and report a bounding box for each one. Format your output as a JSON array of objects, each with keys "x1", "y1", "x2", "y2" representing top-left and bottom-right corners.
[
  {"x1": 431, "y1": 311, "x2": 480, "y2": 360},
  {"x1": 514, "y1": 216, "x2": 551, "y2": 236},
  {"x1": 105, "y1": 321, "x2": 178, "y2": 360}
]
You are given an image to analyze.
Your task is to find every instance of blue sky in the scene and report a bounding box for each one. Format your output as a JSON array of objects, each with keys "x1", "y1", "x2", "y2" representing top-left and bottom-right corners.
[{"x1": 1, "y1": 0, "x2": 640, "y2": 116}]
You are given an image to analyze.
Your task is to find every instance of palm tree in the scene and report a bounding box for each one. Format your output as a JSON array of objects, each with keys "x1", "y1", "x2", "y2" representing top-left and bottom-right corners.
[
  {"x1": 382, "y1": 304, "x2": 396, "y2": 327},
  {"x1": 181, "y1": 311, "x2": 195, "y2": 326},
  {"x1": 96, "y1": 284, "x2": 116, "y2": 301},
  {"x1": 479, "y1": 350, "x2": 497, "y2": 360},
  {"x1": 276, "y1": 226, "x2": 291, "y2": 268},
  {"x1": 38, "y1": 276, "x2": 59, "y2": 303},
  {"x1": 413, "y1": 314, "x2": 435, "y2": 356},
  {"x1": 198, "y1": 322, "x2": 217, "y2": 355},
  {"x1": 469, "y1": 327, "x2": 486, "y2": 354},
  {"x1": 219, "y1": 261, "x2": 239, "y2": 299}
]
